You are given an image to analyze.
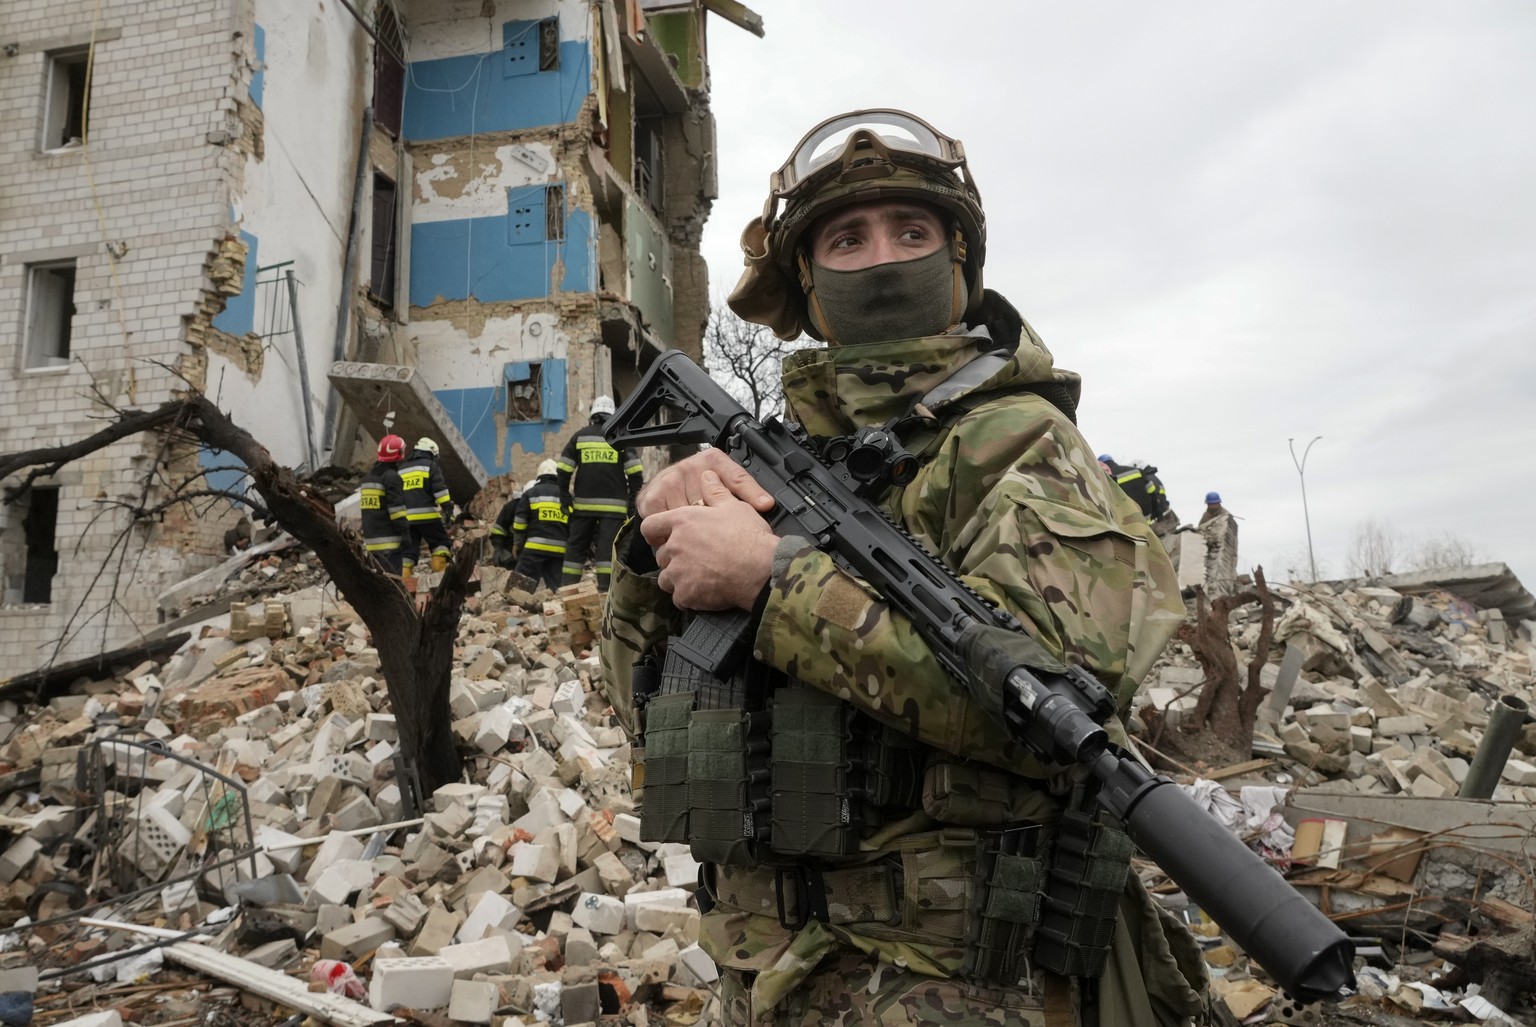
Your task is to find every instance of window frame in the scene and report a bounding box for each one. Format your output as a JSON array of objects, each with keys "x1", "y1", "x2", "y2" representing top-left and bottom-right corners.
[
  {"x1": 22, "y1": 259, "x2": 78, "y2": 373},
  {"x1": 41, "y1": 46, "x2": 91, "y2": 153}
]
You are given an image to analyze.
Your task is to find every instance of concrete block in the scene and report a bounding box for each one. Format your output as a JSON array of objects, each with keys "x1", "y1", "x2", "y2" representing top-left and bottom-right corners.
[
  {"x1": 332, "y1": 794, "x2": 382, "y2": 832},
  {"x1": 624, "y1": 888, "x2": 692, "y2": 931},
  {"x1": 1349, "y1": 726, "x2": 1374, "y2": 754},
  {"x1": 561, "y1": 980, "x2": 601, "y2": 1025},
  {"x1": 408, "y1": 905, "x2": 465, "y2": 956},
  {"x1": 433, "y1": 782, "x2": 486, "y2": 812},
  {"x1": 663, "y1": 851, "x2": 701, "y2": 890},
  {"x1": 0, "y1": 836, "x2": 42, "y2": 884},
  {"x1": 677, "y1": 942, "x2": 720, "y2": 986},
  {"x1": 449, "y1": 978, "x2": 501, "y2": 1024},
  {"x1": 380, "y1": 892, "x2": 428, "y2": 935},
  {"x1": 369, "y1": 956, "x2": 454, "y2": 1012},
  {"x1": 303, "y1": 832, "x2": 364, "y2": 883},
  {"x1": 1504, "y1": 759, "x2": 1536, "y2": 786},
  {"x1": 565, "y1": 926, "x2": 598, "y2": 966},
  {"x1": 438, "y1": 934, "x2": 519, "y2": 978},
  {"x1": 509, "y1": 842, "x2": 559, "y2": 883},
  {"x1": 613, "y1": 813, "x2": 642, "y2": 845},
  {"x1": 1409, "y1": 775, "x2": 1448, "y2": 798},
  {"x1": 366, "y1": 713, "x2": 398, "y2": 741},
  {"x1": 634, "y1": 903, "x2": 699, "y2": 937},
  {"x1": 320, "y1": 916, "x2": 395, "y2": 961},
  {"x1": 458, "y1": 891, "x2": 520, "y2": 943},
  {"x1": 571, "y1": 892, "x2": 625, "y2": 935},
  {"x1": 1377, "y1": 714, "x2": 1429, "y2": 737},
  {"x1": 308, "y1": 859, "x2": 375, "y2": 907}
]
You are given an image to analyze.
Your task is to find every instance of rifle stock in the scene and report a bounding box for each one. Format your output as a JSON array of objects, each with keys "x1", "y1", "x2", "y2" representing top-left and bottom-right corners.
[{"x1": 607, "y1": 351, "x2": 1354, "y2": 1002}]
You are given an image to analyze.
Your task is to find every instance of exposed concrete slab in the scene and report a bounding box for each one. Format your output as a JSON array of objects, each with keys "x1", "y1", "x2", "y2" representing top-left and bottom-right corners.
[
  {"x1": 1378, "y1": 562, "x2": 1535, "y2": 622},
  {"x1": 327, "y1": 362, "x2": 486, "y2": 505},
  {"x1": 1284, "y1": 791, "x2": 1536, "y2": 854}
]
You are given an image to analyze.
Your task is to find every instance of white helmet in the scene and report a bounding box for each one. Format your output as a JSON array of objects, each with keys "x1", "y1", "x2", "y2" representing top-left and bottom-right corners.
[
  {"x1": 415, "y1": 437, "x2": 440, "y2": 457},
  {"x1": 591, "y1": 395, "x2": 616, "y2": 417},
  {"x1": 537, "y1": 459, "x2": 558, "y2": 477}
]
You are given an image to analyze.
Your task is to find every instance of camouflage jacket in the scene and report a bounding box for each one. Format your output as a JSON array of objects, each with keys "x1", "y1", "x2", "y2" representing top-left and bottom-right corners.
[{"x1": 600, "y1": 302, "x2": 1198, "y2": 1019}]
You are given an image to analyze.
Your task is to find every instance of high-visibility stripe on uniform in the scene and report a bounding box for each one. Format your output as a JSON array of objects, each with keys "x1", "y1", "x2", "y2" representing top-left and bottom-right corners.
[{"x1": 572, "y1": 500, "x2": 628, "y2": 515}]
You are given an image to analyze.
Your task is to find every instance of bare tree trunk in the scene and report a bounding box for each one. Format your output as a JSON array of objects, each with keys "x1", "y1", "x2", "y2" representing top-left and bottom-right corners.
[
  {"x1": 1176, "y1": 586, "x2": 1259, "y2": 741},
  {"x1": 2, "y1": 395, "x2": 466, "y2": 793}
]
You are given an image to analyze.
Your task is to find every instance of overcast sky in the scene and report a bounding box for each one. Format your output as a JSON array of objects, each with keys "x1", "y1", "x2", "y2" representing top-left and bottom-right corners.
[{"x1": 696, "y1": 1, "x2": 1536, "y2": 594}]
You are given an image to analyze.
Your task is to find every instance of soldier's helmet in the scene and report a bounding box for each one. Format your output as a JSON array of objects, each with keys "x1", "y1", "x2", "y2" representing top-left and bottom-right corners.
[
  {"x1": 727, "y1": 109, "x2": 986, "y2": 341},
  {"x1": 377, "y1": 435, "x2": 407, "y2": 463}
]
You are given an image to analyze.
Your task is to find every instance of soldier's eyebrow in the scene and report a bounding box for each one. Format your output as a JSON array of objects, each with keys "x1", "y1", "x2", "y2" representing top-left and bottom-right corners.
[{"x1": 814, "y1": 206, "x2": 942, "y2": 245}]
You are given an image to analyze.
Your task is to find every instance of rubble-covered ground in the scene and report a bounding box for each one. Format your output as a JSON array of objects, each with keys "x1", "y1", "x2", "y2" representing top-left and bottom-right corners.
[{"x1": 0, "y1": 539, "x2": 1531, "y2": 1027}]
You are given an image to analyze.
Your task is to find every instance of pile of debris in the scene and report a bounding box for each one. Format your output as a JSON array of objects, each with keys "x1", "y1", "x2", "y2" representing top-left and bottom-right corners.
[
  {"x1": 1136, "y1": 573, "x2": 1536, "y2": 1025},
  {"x1": 0, "y1": 576, "x2": 714, "y2": 1027},
  {"x1": 0, "y1": 556, "x2": 1531, "y2": 1027}
]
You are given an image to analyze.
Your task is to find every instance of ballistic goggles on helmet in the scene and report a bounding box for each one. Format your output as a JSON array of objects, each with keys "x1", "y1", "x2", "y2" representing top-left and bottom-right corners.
[{"x1": 764, "y1": 110, "x2": 975, "y2": 230}]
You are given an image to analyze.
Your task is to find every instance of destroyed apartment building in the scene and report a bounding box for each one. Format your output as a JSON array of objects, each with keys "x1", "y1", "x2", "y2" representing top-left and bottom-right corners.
[
  {"x1": 0, "y1": 550, "x2": 1532, "y2": 1025},
  {"x1": 0, "y1": 0, "x2": 757, "y2": 676}
]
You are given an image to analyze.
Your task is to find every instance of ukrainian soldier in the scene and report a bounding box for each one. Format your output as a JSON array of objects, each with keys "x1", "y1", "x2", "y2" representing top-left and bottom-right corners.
[
  {"x1": 600, "y1": 111, "x2": 1210, "y2": 1026},
  {"x1": 508, "y1": 461, "x2": 569, "y2": 589},
  {"x1": 358, "y1": 435, "x2": 412, "y2": 577},
  {"x1": 557, "y1": 396, "x2": 643, "y2": 591},
  {"x1": 400, "y1": 436, "x2": 453, "y2": 573}
]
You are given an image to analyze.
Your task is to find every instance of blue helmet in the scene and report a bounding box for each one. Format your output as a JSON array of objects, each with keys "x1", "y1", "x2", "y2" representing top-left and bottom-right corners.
[
  {"x1": 1205, "y1": 491, "x2": 1222, "y2": 504},
  {"x1": 1097, "y1": 454, "x2": 1114, "y2": 465}
]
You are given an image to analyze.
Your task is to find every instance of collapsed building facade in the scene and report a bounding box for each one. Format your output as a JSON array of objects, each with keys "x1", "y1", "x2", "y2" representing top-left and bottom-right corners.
[{"x1": 0, "y1": 0, "x2": 755, "y2": 673}]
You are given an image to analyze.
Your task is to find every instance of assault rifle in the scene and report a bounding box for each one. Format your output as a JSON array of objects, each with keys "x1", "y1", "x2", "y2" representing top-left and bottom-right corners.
[{"x1": 606, "y1": 351, "x2": 1354, "y2": 1002}]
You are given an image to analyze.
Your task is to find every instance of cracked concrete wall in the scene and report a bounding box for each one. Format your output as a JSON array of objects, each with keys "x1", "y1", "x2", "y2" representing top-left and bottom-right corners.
[{"x1": 0, "y1": 0, "x2": 268, "y2": 669}]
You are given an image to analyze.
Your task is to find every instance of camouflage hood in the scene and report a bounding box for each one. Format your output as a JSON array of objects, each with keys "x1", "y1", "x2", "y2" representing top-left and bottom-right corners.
[{"x1": 781, "y1": 290, "x2": 1082, "y2": 438}]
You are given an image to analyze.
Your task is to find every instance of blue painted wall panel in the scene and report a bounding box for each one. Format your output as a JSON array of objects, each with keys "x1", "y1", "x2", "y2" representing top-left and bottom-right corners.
[
  {"x1": 213, "y1": 230, "x2": 258, "y2": 335},
  {"x1": 199, "y1": 446, "x2": 250, "y2": 501},
  {"x1": 250, "y1": 25, "x2": 265, "y2": 109},
  {"x1": 434, "y1": 384, "x2": 568, "y2": 474},
  {"x1": 409, "y1": 208, "x2": 594, "y2": 306},
  {"x1": 402, "y1": 39, "x2": 590, "y2": 141}
]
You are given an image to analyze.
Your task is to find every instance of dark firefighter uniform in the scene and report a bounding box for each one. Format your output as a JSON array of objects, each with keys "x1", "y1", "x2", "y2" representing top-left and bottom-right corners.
[
  {"x1": 399, "y1": 448, "x2": 452, "y2": 570},
  {"x1": 556, "y1": 421, "x2": 642, "y2": 591},
  {"x1": 509, "y1": 473, "x2": 569, "y2": 590},
  {"x1": 491, "y1": 497, "x2": 519, "y2": 569},
  {"x1": 359, "y1": 462, "x2": 411, "y2": 576},
  {"x1": 1106, "y1": 460, "x2": 1170, "y2": 522}
]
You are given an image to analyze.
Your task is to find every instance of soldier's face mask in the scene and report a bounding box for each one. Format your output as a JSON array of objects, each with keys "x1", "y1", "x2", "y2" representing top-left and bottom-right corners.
[{"x1": 808, "y1": 244, "x2": 960, "y2": 347}]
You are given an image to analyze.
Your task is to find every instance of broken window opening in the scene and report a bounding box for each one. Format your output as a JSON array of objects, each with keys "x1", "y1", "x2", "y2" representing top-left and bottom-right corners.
[
  {"x1": 1, "y1": 485, "x2": 60, "y2": 605},
  {"x1": 634, "y1": 117, "x2": 665, "y2": 218},
  {"x1": 538, "y1": 18, "x2": 560, "y2": 72},
  {"x1": 506, "y1": 363, "x2": 545, "y2": 423},
  {"x1": 369, "y1": 172, "x2": 399, "y2": 310},
  {"x1": 42, "y1": 47, "x2": 90, "y2": 151},
  {"x1": 24, "y1": 260, "x2": 77, "y2": 370},
  {"x1": 373, "y1": 3, "x2": 406, "y2": 136},
  {"x1": 545, "y1": 184, "x2": 565, "y2": 241}
]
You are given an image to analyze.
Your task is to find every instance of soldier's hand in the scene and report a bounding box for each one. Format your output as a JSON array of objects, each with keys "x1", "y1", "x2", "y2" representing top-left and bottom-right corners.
[
  {"x1": 642, "y1": 469, "x2": 777, "y2": 611},
  {"x1": 636, "y1": 449, "x2": 774, "y2": 519}
]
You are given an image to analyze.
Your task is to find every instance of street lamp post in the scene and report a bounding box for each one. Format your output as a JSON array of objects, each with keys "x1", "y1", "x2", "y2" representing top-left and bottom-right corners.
[{"x1": 1288, "y1": 436, "x2": 1322, "y2": 581}]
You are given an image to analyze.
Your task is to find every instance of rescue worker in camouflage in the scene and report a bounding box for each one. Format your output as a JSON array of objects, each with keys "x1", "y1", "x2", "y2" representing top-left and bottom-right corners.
[
  {"x1": 358, "y1": 434, "x2": 412, "y2": 576},
  {"x1": 506, "y1": 459, "x2": 569, "y2": 590},
  {"x1": 557, "y1": 396, "x2": 644, "y2": 592},
  {"x1": 400, "y1": 437, "x2": 453, "y2": 573},
  {"x1": 599, "y1": 111, "x2": 1209, "y2": 1026}
]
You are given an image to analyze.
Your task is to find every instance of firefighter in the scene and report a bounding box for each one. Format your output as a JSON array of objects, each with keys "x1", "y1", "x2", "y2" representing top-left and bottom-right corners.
[
  {"x1": 358, "y1": 435, "x2": 412, "y2": 576},
  {"x1": 400, "y1": 436, "x2": 453, "y2": 572},
  {"x1": 556, "y1": 396, "x2": 643, "y2": 591},
  {"x1": 506, "y1": 459, "x2": 568, "y2": 590}
]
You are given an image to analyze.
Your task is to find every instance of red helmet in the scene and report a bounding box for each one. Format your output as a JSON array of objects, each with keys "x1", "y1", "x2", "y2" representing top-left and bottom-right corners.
[{"x1": 377, "y1": 435, "x2": 407, "y2": 463}]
